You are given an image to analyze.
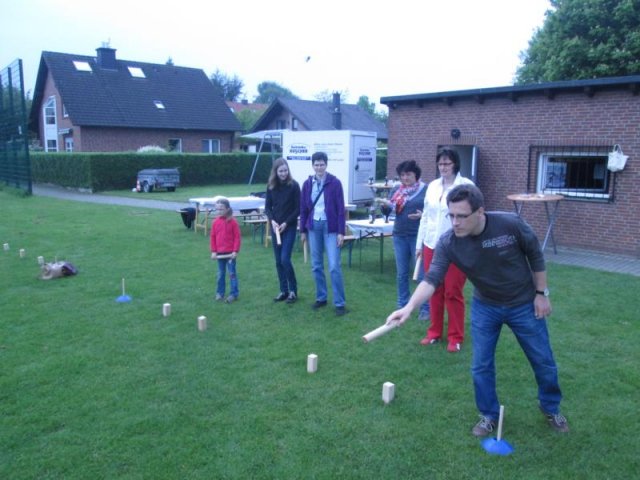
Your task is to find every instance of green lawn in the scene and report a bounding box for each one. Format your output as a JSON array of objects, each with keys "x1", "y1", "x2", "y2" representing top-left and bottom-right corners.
[{"x1": 1, "y1": 188, "x2": 638, "y2": 479}]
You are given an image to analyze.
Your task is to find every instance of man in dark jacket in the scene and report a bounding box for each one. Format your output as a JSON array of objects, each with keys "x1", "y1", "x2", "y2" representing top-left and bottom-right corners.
[{"x1": 386, "y1": 184, "x2": 569, "y2": 436}]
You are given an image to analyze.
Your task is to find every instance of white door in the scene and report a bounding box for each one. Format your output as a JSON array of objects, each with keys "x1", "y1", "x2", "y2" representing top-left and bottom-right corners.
[
  {"x1": 43, "y1": 96, "x2": 58, "y2": 152},
  {"x1": 350, "y1": 135, "x2": 377, "y2": 203}
]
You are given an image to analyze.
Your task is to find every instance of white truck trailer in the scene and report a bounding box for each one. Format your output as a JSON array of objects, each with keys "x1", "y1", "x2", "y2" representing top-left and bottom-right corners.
[{"x1": 282, "y1": 130, "x2": 377, "y2": 206}]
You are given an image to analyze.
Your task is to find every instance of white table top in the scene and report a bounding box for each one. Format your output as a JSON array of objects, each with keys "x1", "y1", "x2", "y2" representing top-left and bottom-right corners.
[
  {"x1": 347, "y1": 218, "x2": 394, "y2": 236},
  {"x1": 189, "y1": 195, "x2": 265, "y2": 211}
]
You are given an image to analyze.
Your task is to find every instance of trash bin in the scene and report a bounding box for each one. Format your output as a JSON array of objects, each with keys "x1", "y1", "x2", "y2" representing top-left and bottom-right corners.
[{"x1": 179, "y1": 207, "x2": 196, "y2": 229}]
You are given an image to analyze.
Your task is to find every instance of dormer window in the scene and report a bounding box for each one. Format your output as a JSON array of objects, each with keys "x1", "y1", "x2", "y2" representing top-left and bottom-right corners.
[
  {"x1": 128, "y1": 66, "x2": 146, "y2": 78},
  {"x1": 73, "y1": 60, "x2": 92, "y2": 72},
  {"x1": 154, "y1": 100, "x2": 165, "y2": 110}
]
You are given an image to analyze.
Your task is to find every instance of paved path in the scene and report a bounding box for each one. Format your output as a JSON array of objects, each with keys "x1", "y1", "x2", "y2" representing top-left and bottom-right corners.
[
  {"x1": 32, "y1": 183, "x2": 640, "y2": 277},
  {"x1": 32, "y1": 183, "x2": 186, "y2": 211},
  {"x1": 545, "y1": 247, "x2": 640, "y2": 277}
]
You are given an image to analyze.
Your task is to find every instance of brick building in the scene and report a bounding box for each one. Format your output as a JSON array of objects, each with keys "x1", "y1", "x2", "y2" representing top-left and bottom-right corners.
[
  {"x1": 381, "y1": 76, "x2": 640, "y2": 258},
  {"x1": 30, "y1": 46, "x2": 241, "y2": 153}
]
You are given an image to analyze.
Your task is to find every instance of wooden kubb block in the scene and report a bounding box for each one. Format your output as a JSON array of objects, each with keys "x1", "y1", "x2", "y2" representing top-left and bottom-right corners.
[
  {"x1": 382, "y1": 382, "x2": 395, "y2": 404},
  {"x1": 307, "y1": 354, "x2": 318, "y2": 373}
]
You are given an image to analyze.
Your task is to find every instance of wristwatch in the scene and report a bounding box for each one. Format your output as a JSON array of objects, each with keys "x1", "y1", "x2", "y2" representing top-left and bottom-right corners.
[{"x1": 535, "y1": 288, "x2": 550, "y2": 297}]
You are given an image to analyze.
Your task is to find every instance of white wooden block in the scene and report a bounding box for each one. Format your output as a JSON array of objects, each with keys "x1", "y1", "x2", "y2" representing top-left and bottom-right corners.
[
  {"x1": 19, "y1": 248, "x2": 25, "y2": 258},
  {"x1": 3, "y1": 243, "x2": 9, "y2": 251},
  {"x1": 37, "y1": 256, "x2": 45, "y2": 265},
  {"x1": 162, "y1": 303, "x2": 171, "y2": 317},
  {"x1": 382, "y1": 381, "x2": 395, "y2": 404},
  {"x1": 307, "y1": 354, "x2": 318, "y2": 373},
  {"x1": 197, "y1": 315, "x2": 207, "y2": 331}
]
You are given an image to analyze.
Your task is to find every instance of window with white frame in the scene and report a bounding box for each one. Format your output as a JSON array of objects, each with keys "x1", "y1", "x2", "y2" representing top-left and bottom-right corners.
[
  {"x1": 73, "y1": 60, "x2": 92, "y2": 72},
  {"x1": 168, "y1": 138, "x2": 182, "y2": 152},
  {"x1": 63, "y1": 104, "x2": 69, "y2": 118},
  {"x1": 128, "y1": 66, "x2": 146, "y2": 78},
  {"x1": 202, "y1": 139, "x2": 220, "y2": 153},
  {"x1": 292, "y1": 117, "x2": 299, "y2": 130},
  {"x1": 536, "y1": 147, "x2": 612, "y2": 200},
  {"x1": 44, "y1": 97, "x2": 56, "y2": 125},
  {"x1": 46, "y1": 139, "x2": 58, "y2": 152},
  {"x1": 65, "y1": 137, "x2": 74, "y2": 152}
]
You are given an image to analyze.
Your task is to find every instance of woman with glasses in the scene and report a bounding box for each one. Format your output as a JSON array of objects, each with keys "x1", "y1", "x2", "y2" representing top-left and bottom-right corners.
[{"x1": 416, "y1": 148, "x2": 474, "y2": 352}]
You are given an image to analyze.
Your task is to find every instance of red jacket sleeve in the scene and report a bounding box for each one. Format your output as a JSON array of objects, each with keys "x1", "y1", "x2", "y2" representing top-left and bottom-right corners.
[
  {"x1": 232, "y1": 219, "x2": 241, "y2": 252},
  {"x1": 210, "y1": 219, "x2": 218, "y2": 252}
]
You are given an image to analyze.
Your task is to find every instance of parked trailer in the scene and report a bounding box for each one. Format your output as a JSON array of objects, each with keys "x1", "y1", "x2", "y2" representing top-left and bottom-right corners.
[{"x1": 136, "y1": 168, "x2": 180, "y2": 193}]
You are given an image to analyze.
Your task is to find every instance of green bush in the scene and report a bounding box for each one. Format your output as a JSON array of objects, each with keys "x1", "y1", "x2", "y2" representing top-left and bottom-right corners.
[
  {"x1": 376, "y1": 149, "x2": 387, "y2": 180},
  {"x1": 30, "y1": 150, "x2": 387, "y2": 192},
  {"x1": 30, "y1": 152, "x2": 273, "y2": 192}
]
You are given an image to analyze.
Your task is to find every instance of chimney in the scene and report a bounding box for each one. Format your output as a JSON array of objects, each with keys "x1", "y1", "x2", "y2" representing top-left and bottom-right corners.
[
  {"x1": 332, "y1": 92, "x2": 342, "y2": 130},
  {"x1": 96, "y1": 45, "x2": 117, "y2": 70}
]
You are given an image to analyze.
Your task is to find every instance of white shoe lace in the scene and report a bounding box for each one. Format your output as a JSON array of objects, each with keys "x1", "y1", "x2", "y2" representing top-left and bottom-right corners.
[{"x1": 478, "y1": 416, "x2": 494, "y2": 432}]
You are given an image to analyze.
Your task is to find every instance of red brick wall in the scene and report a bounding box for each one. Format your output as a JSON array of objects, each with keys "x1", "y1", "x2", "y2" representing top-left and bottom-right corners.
[
  {"x1": 387, "y1": 90, "x2": 639, "y2": 257},
  {"x1": 76, "y1": 127, "x2": 235, "y2": 153}
]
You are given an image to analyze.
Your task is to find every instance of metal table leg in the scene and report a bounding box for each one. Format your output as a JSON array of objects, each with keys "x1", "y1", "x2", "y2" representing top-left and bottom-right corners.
[{"x1": 542, "y1": 200, "x2": 561, "y2": 254}]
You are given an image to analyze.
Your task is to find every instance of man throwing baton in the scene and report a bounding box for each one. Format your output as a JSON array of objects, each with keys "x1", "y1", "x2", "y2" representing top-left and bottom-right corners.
[{"x1": 386, "y1": 184, "x2": 569, "y2": 436}]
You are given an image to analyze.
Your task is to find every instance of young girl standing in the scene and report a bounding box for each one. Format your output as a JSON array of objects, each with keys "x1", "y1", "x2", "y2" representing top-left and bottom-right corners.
[{"x1": 210, "y1": 198, "x2": 241, "y2": 303}]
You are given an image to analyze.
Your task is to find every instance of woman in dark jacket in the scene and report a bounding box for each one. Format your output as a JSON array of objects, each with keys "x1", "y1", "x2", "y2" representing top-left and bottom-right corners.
[{"x1": 265, "y1": 158, "x2": 301, "y2": 304}]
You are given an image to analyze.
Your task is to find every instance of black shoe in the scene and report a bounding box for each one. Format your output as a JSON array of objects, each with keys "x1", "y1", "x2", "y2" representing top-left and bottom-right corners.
[
  {"x1": 273, "y1": 292, "x2": 288, "y2": 302},
  {"x1": 335, "y1": 306, "x2": 348, "y2": 316},
  {"x1": 311, "y1": 300, "x2": 328, "y2": 310},
  {"x1": 285, "y1": 292, "x2": 297, "y2": 304}
]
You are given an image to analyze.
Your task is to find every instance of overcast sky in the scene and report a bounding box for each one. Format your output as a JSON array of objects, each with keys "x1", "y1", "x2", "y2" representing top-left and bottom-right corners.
[{"x1": 2, "y1": 0, "x2": 551, "y2": 110}]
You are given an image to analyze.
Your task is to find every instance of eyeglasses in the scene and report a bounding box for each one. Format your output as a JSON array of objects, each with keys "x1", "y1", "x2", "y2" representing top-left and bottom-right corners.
[
  {"x1": 438, "y1": 162, "x2": 454, "y2": 167},
  {"x1": 446, "y1": 210, "x2": 477, "y2": 221}
]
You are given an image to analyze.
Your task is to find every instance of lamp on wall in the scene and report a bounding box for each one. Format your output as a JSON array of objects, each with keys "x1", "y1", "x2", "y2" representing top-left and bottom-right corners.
[{"x1": 451, "y1": 128, "x2": 461, "y2": 140}]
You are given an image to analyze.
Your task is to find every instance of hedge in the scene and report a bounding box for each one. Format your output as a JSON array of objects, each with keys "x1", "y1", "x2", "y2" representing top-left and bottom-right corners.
[
  {"x1": 30, "y1": 150, "x2": 388, "y2": 192},
  {"x1": 30, "y1": 152, "x2": 274, "y2": 192}
]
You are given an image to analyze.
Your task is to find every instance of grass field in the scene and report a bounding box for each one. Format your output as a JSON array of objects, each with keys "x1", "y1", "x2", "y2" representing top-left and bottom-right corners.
[{"x1": 1, "y1": 187, "x2": 638, "y2": 479}]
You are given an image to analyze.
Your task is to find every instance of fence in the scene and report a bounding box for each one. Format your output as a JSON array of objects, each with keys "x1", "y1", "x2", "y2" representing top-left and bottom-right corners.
[{"x1": 0, "y1": 59, "x2": 31, "y2": 194}]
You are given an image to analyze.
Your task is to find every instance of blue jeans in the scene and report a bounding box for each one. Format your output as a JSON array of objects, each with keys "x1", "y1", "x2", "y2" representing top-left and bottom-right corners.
[
  {"x1": 471, "y1": 298, "x2": 562, "y2": 419},
  {"x1": 393, "y1": 234, "x2": 429, "y2": 315},
  {"x1": 272, "y1": 226, "x2": 297, "y2": 294},
  {"x1": 308, "y1": 220, "x2": 345, "y2": 307},
  {"x1": 216, "y1": 258, "x2": 239, "y2": 297}
]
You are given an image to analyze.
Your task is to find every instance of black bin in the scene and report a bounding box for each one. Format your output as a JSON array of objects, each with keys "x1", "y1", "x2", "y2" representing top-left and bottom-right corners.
[{"x1": 179, "y1": 208, "x2": 196, "y2": 229}]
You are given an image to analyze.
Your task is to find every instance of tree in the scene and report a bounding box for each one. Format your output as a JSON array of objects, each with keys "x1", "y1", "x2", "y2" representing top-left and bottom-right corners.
[
  {"x1": 357, "y1": 95, "x2": 376, "y2": 116},
  {"x1": 516, "y1": 0, "x2": 640, "y2": 84},
  {"x1": 357, "y1": 95, "x2": 388, "y2": 126},
  {"x1": 235, "y1": 108, "x2": 263, "y2": 132},
  {"x1": 209, "y1": 69, "x2": 244, "y2": 102},
  {"x1": 313, "y1": 89, "x2": 349, "y2": 103},
  {"x1": 254, "y1": 81, "x2": 297, "y2": 104}
]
